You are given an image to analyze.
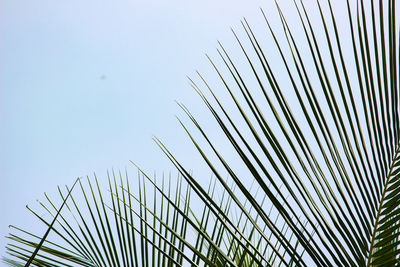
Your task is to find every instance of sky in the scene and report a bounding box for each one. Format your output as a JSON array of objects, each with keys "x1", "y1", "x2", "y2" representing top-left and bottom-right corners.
[{"x1": 0, "y1": 0, "x2": 292, "y2": 259}]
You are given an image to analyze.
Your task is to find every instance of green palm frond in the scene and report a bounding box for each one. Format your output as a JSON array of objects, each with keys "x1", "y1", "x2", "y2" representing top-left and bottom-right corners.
[
  {"x1": 4, "y1": 171, "x2": 304, "y2": 266},
  {"x1": 3, "y1": 0, "x2": 400, "y2": 266},
  {"x1": 153, "y1": 0, "x2": 399, "y2": 265}
]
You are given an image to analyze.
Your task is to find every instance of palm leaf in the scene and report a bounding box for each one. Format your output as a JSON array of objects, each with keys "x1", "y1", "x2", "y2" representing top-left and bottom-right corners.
[
  {"x1": 154, "y1": 0, "x2": 399, "y2": 265},
  {"x1": 4, "y1": 171, "x2": 303, "y2": 266},
  {"x1": 3, "y1": 0, "x2": 400, "y2": 266}
]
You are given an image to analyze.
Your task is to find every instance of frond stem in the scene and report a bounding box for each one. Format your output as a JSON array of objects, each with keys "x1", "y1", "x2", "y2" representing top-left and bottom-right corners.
[{"x1": 366, "y1": 141, "x2": 400, "y2": 266}]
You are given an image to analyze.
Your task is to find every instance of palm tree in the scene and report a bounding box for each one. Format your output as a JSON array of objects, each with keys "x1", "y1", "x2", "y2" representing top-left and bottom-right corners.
[{"x1": 4, "y1": 0, "x2": 400, "y2": 266}]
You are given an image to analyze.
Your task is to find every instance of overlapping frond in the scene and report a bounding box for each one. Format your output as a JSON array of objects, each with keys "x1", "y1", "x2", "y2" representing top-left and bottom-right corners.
[
  {"x1": 4, "y1": 171, "x2": 303, "y2": 266},
  {"x1": 155, "y1": 0, "x2": 399, "y2": 265}
]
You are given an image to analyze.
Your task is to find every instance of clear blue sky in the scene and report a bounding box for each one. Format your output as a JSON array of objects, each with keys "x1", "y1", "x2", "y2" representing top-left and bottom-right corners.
[{"x1": 0, "y1": 0, "x2": 292, "y2": 258}]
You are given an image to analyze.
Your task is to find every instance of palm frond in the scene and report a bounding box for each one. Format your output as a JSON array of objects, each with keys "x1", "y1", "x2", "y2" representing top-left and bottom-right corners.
[
  {"x1": 3, "y1": 0, "x2": 400, "y2": 266},
  {"x1": 154, "y1": 0, "x2": 399, "y2": 265},
  {"x1": 4, "y1": 170, "x2": 303, "y2": 266}
]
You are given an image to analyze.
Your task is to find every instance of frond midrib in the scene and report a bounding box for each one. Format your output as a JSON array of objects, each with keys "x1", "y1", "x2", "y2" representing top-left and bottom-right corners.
[{"x1": 366, "y1": 141, "x2": 400, "y2": 266}]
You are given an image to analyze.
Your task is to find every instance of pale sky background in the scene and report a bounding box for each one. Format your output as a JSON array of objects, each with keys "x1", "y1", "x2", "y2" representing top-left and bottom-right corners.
[{"x1": 0, "y1": 0, "x2": 296, "y2": 259}]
